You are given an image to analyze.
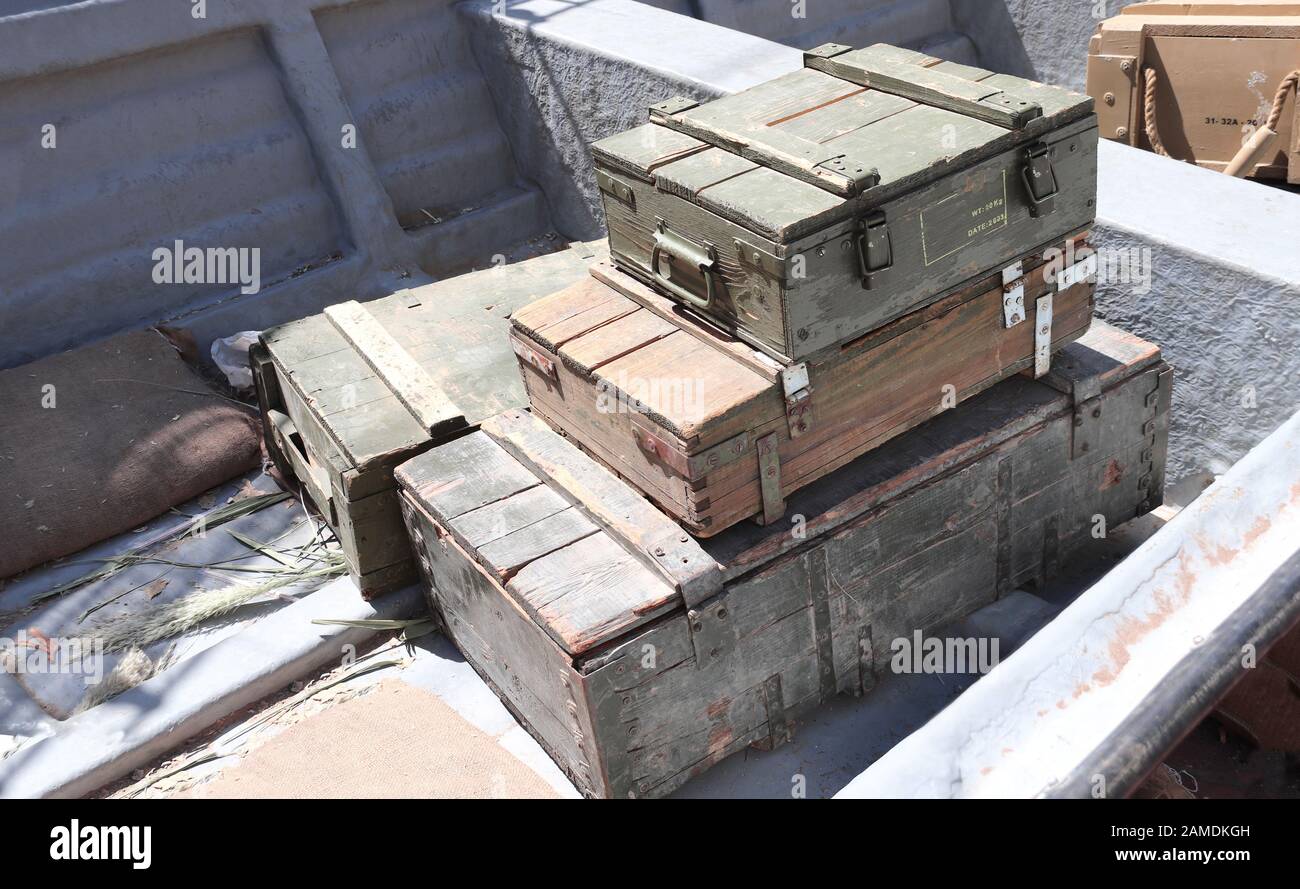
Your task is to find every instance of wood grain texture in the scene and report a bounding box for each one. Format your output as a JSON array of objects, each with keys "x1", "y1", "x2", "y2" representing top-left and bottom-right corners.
[
  {"x1": 594, "y1": 42, "x2": 1097, "y2": 360},
  {"x1": 403, "y1": 324, "x2": 1171, "y2": 797},
  {"x1": 255, "y1": 243, "x2": 604, "y2": 595},
  {"x1": 512, "y1": 240, "x2": 1095, "y2": 536}
]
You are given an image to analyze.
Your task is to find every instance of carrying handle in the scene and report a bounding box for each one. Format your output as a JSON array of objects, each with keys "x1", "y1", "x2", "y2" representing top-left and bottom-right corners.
[{"x1": 651, "y1": 218, "x2": 724, "y2": 310}]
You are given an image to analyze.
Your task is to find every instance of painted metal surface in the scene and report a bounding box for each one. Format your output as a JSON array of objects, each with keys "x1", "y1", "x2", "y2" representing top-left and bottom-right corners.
[{"x1": 836, "y1": 407, "x2": 1300, "y2": 798}]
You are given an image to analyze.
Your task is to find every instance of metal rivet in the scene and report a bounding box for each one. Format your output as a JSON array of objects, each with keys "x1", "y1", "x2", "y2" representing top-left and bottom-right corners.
[
  {"x1": 1120, "y1": 60, "x2": 1132, "y2": 72},
  {"x1": 1115, "y1": 126, "x2": 1128, "y2": 138},
  {"x1": 1104, "y1": 92, "x2": 1115, "y2": 106}
]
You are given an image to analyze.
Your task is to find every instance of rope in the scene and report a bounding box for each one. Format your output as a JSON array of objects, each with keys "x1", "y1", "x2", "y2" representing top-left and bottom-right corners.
[
  {"x1": 1143, "y1": 68, "x2": 1170, "y2": 158},
  {"x1": 1265, "y1": 70, "x2": 1300, "y2": 132}
]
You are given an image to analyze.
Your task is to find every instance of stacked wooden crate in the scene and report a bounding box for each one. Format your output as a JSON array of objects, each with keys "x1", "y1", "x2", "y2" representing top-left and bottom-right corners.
[
  {"x1": 253, "y1": 243, "x2": 605, "y2": 597},
  {"x1": 392, "y1": 44, "x2": 1173, "y2": 796},
  {"x1": 1087, "y1": 1, "x2": 1300, "y2": 181}
]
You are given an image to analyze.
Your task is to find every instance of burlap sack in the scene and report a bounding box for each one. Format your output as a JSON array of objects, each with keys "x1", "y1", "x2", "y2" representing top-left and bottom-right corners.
[{"x1": 0, "y1": 329, "x2": 262, "y2": 578}]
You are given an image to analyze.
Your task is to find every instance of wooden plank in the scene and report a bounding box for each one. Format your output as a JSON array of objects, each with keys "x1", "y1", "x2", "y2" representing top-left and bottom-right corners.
[
  {"x1": 650, "y1": 68, "x2": 879, "y2": 196},
  {"x1": 394, "y1": 430, "x2": 540, "y2": 520},
  {"x1": 770, "y1": 88, "x2": 913, "y2": 143},
  {"x1": 806, "y1": 44, "x2": 1043, "y2": 128},
  {"x1": 454, "y1": 484, "x2": 572, "y2": 549},
  {"x1": 477, "y1": 506, "x2": 601, "y2": 579},
  {"x1": 324, "y1": 300, "x2": 467, "y2": 439},
  {"x1": 404, "y1": 326, "x2": 1170, "y2": 796},
  {"x1": 588, "y1": 263, "x2": 782, "y2": 382},
  {"x1": 560, "y1": 307, "x2": 678, "y2": 371},
  {"x1": 590, "y1": 123, "x2": 710, "y2": 179},
  {"x1": 523, "y1": 235, "x2": 1095, "y2": 536},
  {"x1": 479, "y1": 409, "x2": 724, "y2": 607},
  {"x1": 507, "y1": 533, "x2": 679, "y2": 655}
]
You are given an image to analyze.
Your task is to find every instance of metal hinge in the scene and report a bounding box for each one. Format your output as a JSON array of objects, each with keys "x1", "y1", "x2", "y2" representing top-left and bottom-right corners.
[
  {"x1": 1137, "y1": 367, "x2": 1173, "y2": 509},
  {"x1": 1002, "y1": 260, "x2": 1026, "y2": 328},
  {"x1": 804, "y1": 42, "x2": 852, "y2": 63},
  {"x1": 1033, "y1": 292, "x2": 1053, "y2": 378},
  {"x1": 595, "y1": 169, "x2": 635, "y2": 209},
  {"x1": 1071, "y1": 396, "x2": 1103, "y2": 459},
  {"x1": 687, "y1": 593, "x2": 735, "y2": 670},
  {"x1": 1021, "y1": 143, "x2": 1059, "y2": 218},
  {"x1": 815, "y1": 155, "x2": 880, "y2": 193},
  {"x1": 632, "y1": 422, "x2": 750, "y2": 478},
  {"x1": 782, "y1": 363, "x2": 813, "y2": 438},
  {"x1": 734, "y1": 236, "x2": 787, "y2": 284},
  {"x1": 510, "y1": 335, "x2": 557, "y2": 382},
  {"x1": 649, "y1": 95, "x2": 699, "y2": 118},
  {"x1": 756, "y1": 432, "x2": 785, "y2": 525},
  {"x1": 1057, "y1": 252, "x2": 1097, "y2": 290},
  {"x1": 856, "y1": 211, "x2": 893, "y2": 290}
]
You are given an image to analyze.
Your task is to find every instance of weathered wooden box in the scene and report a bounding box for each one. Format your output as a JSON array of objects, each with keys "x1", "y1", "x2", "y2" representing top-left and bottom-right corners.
[
  {"x1": 511, "y1": 236, "x2": 1095, "y2": 536},
  {"x1": 1088, "y1": 2, "x2": 1300, "y2": 181},
  {"x1": 396, "y1": 322, "x2": 1170, "y2": 797},
  {"x1": 252, "y1": 243, "x2": 603, "y2": 597},
  {"x1": 592, "y1": 42, "x2": 1097, "y2": 362}
]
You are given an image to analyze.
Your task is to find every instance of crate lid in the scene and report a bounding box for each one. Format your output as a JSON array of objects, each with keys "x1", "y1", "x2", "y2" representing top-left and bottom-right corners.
[
  {"x1": 396, "y1": 409, "x2": 725, "y2": 655},
  {"x1": 398, "y1": 325, "x2": 1163, "y2": 655},
  {"x1": 592, "y1": 43, "x2": 1093, "y2": 241},
  {"x1": 261, "y1": 243, "x2": 604, "y2": 472}
]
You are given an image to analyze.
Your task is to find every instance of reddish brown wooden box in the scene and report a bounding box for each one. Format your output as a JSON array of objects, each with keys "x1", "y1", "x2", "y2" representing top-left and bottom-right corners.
[{"x1": 509, "y1": 237, "x2": 1095, "y2": 536}]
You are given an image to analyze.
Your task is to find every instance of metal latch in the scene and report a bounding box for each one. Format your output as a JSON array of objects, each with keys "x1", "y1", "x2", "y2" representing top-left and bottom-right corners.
[
  {"x1": 781, "y1": 363, "x2": 813, "y2": 438},
  {"x1": 1021, "y1": 143, "x2": 1059, "y2": 218},
  {"x1": 1033, "y1": 292, "x2": 1053, "y2": 378},
  {"x1": 510, "y1": 335, "x2": 557, "y2": 382},
  {"x1": 856, "y1": 211, "x2": 893, "y2": 289},
  {"x1": 687, "y1": 593, "x2": 735, "y2": 670},
  {"x1": 1002, "y1": 260, "x2": 1026, "y2": 328},
  {"x1": 756, "y1": 432, "x2": 785, "y2": 525}
]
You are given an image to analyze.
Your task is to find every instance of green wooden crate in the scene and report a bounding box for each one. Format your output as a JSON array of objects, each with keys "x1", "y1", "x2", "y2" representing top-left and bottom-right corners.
[
  {"x1": 592, "y1": 43, "x2": 1097, "y2": 363},
  {"x1": 251, "y1": 242, "x2": 604, "y2": 597},
  {"x1": 396, "y1": 321, "x2": 1170, "y2": 797}
]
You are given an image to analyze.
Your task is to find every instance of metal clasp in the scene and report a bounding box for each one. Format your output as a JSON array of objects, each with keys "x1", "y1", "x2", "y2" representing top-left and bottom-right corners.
[
  {"x1": 856, "y1": 211, "x2": 893, "y2": 289},
  {"x1": 1020, "y1": 143, "x2": 1059, "y2": 218}
]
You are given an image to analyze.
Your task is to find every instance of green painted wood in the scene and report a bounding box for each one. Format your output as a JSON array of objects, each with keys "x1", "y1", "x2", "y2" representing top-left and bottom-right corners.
[
  {"x1": 400, "y1": 323, "x2": 1171, "y2": 796},
  {"x1": 256, "y1": 243, "x2": 606, "y2": 595},
  {"x1": 592, "y1": 41, "x2": 1097, "y2": 361},
  {"x1": 805, "y1": 44, "x2": 1042, "y2": 129}
]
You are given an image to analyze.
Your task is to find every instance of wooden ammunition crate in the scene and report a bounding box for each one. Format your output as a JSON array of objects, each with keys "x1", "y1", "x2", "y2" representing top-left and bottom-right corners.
[
  {"x1": 252, "y1": 243, "x2": 603, "y2": 597},
  {"x1": 396, "y1": 322, "x2": 1170, "y2": 798},
  {"x1": 1088, "y1": 2, "x2": 1300, "y2": 181},
  {"x1": 509, "y1": 236, "x2": 1096, "y2": 536},
  {"x1": 593, "y1": 42, "x2": 1097, "y2": 362}
]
